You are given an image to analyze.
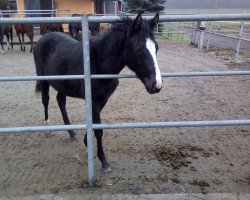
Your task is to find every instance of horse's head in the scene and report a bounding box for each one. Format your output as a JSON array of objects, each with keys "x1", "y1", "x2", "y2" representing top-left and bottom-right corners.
[
  {"x1": 69, "y1": 23, "x2": 81, "y2": 41},
  {"x1": 126, "y1": 13, "x2": 162, "y2": 94}
]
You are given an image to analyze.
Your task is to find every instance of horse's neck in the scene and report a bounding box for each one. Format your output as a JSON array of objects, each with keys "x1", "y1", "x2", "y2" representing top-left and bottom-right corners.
[{"x1": 94, "y1": 30, "x2": 127, "y2": 74}]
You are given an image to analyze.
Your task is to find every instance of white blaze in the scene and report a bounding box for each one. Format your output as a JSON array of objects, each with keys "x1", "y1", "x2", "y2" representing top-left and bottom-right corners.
[{"x1": 146, "y1": 38, "x2": 162, "y2": 89}]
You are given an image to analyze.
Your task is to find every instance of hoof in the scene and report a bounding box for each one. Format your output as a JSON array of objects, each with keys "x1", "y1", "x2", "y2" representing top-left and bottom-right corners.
[
  {"x1": 102, "y1": 166, "x2": 112, "y2": 173},
  {"x1": 102, "y1": 163, "x2": 112, "y2": 173},
  {"x1": 83, "y1": 135, "x2": 87, "y2": 146},
  {"x1": 70, "y1": 131, "x2": 77, "y2": 141},
  {"x1": 44, "y1": 119, "x2": 50, "y2": 125},
  {"x1": 70, "y1": 136, "x2": 77, "y2": 141}
]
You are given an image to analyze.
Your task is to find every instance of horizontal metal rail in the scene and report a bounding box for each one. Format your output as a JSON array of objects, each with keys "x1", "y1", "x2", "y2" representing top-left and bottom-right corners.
[
  {"x1": 1, "y1": 9, "x2": 60, "y2": 12},
  {"x1": 0, "y1": 14, "x2": 250, "y2": 24},
  {"x1": 1, "y1": 13, "x2": 56, "y2": 16},
  {"x1": 204, "y1": 31, "x2": 250, "y2": 42},
  {"x1": 1, "y1": 119, "x2": 250, "y2": 134},
  {"x1": 185, "y1": 25, "x2": 250, "y2": 41},
  {"x1": 0, "y1": 71, "x2": 250, "y2": 82}
]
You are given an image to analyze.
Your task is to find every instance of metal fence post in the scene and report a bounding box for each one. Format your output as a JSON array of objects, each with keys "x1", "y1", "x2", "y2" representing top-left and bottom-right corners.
[
  {"x1": 81, "y1": 15, "x2": 95, "y2": 187},
  {"x1": 206, "y1": 22, "x2": 212, "y2": 50},
  {"x1": 191, "y1": 21, "x2": 195, "y2": 44},
  {"x1": 0, "y1": 10, "x2": 3, "y2": 44},
  {"x1": 234, "y1": 11, "x2": 245, "y2": 62},
  {"x1": 206, "y1": 11, "x2": 213, "y2": 50}
]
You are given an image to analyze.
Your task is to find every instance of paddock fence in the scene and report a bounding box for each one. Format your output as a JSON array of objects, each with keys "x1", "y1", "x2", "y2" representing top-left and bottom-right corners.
[
  {"x1": 156, "y1": 11, "x2": 250, "y2": 62},
  {"x1": 1, "y1": 14, "x2": 250, "y2": 187}
]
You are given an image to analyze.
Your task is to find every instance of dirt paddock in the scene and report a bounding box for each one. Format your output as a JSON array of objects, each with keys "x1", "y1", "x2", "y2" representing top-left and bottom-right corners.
[{"x1": 0, "y1": 40, "x2": 249, "y2": 197}]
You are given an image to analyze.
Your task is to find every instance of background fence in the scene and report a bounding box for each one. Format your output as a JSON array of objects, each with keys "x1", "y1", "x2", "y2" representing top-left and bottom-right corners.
[
  {"x1": 0, "y1": 14, "x2": 250, "y2": 187},
  {"x1": 156, "y1": 11, "x2": 250, "y2": 63},
  {"x1": 1, "y1": 9, "x2": 250, "y2": 62}
]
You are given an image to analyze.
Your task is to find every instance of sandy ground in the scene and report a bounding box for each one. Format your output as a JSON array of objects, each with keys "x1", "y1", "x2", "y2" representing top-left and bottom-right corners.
[{"x1": 0, "y1": 40, "x2": 249, "y2": 198}]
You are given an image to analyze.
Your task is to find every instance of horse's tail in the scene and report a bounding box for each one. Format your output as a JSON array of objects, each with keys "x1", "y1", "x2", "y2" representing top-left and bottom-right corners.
[
  {"x1": 34, "y1": 40, "x2": 43, "y2": 94},
  {"x1": 35, "y1": 81, "x2": 41, "y2": 93}
]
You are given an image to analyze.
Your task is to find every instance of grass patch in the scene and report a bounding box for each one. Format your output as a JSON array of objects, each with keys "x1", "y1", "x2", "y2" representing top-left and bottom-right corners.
[{"x1": 156, "y1": 23, "x2": 191, "y2": 43}]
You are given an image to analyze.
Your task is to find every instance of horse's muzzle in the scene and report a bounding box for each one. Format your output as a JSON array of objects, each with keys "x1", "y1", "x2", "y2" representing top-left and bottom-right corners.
[{"x1": 146, "y1": 81, "x2": 162, "y2": 94}]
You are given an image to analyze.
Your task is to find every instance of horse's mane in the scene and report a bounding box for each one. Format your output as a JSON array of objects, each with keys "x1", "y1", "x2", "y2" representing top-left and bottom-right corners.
[
  {"x1": 91, "y1": 16, "x2": 132, "y2": 53},
  {"x1": 92, "y1": 15, "x2": 152, "y2": 54},
  {"x1": 110, "y1": 16, "x2": 133, "y2": 32}
]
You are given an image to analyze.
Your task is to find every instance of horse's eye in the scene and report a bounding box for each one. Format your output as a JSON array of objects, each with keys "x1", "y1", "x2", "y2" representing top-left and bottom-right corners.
[{"x1": 134, "y1": 47, "x2": 143, "y2": 54}]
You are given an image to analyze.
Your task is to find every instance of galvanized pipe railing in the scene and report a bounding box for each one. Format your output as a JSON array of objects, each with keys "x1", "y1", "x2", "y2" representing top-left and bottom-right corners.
[
  {"x1": 0, "y1": 14, "x2": 250, "y2": 24},
  {"x1": 1, "y1": 14, "x2": 250, "y2": 187},
  {"x1": 1, "y1": 120, "x2": 250, "y2": 134},
  {"x1": 1, "y1": 71, "x2": 250, "y2": 82}
]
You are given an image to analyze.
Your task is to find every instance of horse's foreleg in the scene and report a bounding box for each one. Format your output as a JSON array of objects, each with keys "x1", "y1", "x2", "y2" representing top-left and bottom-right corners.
[
  {"x1": 0, "y1": 44, "x2": 4, "y2": 54},
  {"x1": 85, "y1": 102, "x2": 111, "y2": 173},
  {"x1": 56, "y1": 93, "x2": 76, "y2": 140},
  {"x1": 10, "y1": 28, "x2": 13, "y2": 49},
  {"x1": 6, "y1": 34, "x2": 10, "y2": 50},
  {"x1": 0, "y1": 34, "x2": 4, "y2": 53},
  {"x1": 22, "y1": 33, "x2": 25, "y2": 52},
  {"x1": 30, "y1": 37, "x2": 34, "y2": 52}
]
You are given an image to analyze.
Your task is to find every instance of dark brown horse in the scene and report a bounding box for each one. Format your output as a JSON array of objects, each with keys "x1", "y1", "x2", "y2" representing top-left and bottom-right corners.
[
  {"x1": 14, "y1": 24, "x2": 34, "y2": 52},
  {"x1": 0, "y1": 24, "x2": 13, "y2": 53},
  {"x1": 69, "y1": 14, "x2": 100, "y2": 41},
  {"x1": 41, "y1": 23, "x2": 64, "y2": 35}
]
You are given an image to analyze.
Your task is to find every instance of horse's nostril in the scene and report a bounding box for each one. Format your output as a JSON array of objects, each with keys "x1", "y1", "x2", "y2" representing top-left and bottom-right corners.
[{"x1": 152, "y1": 82, "x2": 157, "y2": 89}]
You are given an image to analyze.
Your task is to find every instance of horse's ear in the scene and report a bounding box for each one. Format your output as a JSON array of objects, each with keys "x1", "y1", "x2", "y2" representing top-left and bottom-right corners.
[
  {"x1": 133, "y1": 13, "x2": 143, "y2": 31},
  {"x1": 149, "y1": 13, "x2": 159, "y2": 30}
]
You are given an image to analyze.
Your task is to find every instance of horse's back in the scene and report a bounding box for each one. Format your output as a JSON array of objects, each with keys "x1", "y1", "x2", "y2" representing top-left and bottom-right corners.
[
  {"x1": 34, "y1": 32, "x2": 78, "y2": 57},
  {"x1": 34, "y1": 32, "x2": 83, "y2": 97},
  {"x1": 34, "y1": 32, "x2": 80, "y2": 75},
  {"x1": 15, "y1": 24, "x2": 33, "y2": 34}
]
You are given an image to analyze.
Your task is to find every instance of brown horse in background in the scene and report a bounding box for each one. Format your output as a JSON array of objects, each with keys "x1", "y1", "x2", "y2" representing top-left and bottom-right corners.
[
  {"x1": 41, "y1": 23, "x2": 64, "y2": 35},
  {"x1": 0, "y1": 24, "x2": 13, "y2": 53},
  {"x1": 69, "y1": 14, "x2": 100, "y2": 41},
  {"x1": 14, "y1": 24, "x2": 34, "y2": 52}
]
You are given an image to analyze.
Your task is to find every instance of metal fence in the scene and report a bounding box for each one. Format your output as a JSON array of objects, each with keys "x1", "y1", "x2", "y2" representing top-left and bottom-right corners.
[
  {"x1": 155, "y1": 11, "x2": 250, "y2": 63},
  {"x1": 1, "y1": 14, "x2": 250, "y2": 187}
]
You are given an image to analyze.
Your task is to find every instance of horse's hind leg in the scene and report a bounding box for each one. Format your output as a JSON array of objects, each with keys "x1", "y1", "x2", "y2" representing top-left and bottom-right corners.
[
  {"x1": 56, "y1": 93, "x2": 76, "y2": 140},
  {"x1": 22, "y1": 33, "x2": 25, "y2": 52},
  {"x1": 0, "y1": 31, "x2": 5, "y2": 53},
  {"x1": 0, "y1": 45, "x2": 4, "y2": 54},
  {"x1": 41, "y1": 81, "x2": 50, "y2": 124},
  {"x1": 17, "y1": 33, "x2": 22, "y2": 51},
  {"x1": 29, "y1": 36, "x2": 34, "y2": 52},
  {"x1": 27, "y1": 32, "x2": 34, "y2": 52}
]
